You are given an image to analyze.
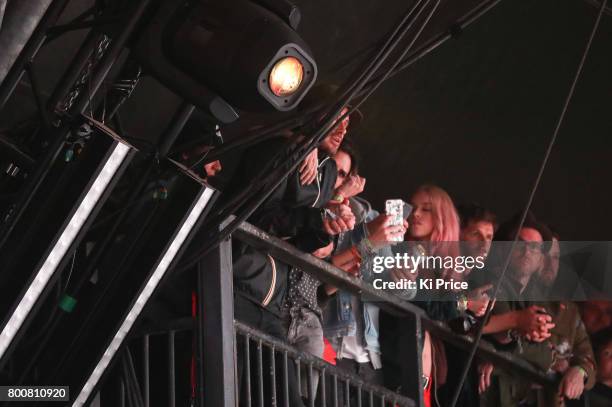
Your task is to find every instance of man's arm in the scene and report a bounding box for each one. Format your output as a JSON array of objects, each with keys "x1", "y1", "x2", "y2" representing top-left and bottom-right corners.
[
  {"x1": 483, "y1": 311, "x2": 518, "y2": 334},
  {"x1": 483, "y1": 305, "x2": 555, "y2": 343},
  {"x1": 569, "y1": 304, "x2": 596, "y2": 390},
  {"x1": 286, "y1": 154, "x2": 337, "y2": 209}
]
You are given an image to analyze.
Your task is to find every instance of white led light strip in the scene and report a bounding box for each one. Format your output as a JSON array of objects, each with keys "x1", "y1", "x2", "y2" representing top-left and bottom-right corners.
[
  {"x1": 73, "y1": 187, "x2": 214, "y2": 407},
  {"x1": 0, "y1": 142, "x2": 130, "y2": 361}
]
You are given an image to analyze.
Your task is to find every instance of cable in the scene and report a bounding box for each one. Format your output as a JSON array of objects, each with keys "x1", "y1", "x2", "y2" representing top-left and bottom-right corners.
[
  {"x1": 64, "y1": 251, "x2": 77, "y2": 291},
  {"x1": 338, "y1": 0, "x2": 442, "y2": 132},
  {"x1": 194, "y1": 0, "x2": 504, "y2": 172},
  {"x1": 357, "y1": 0, "x2": 504, "y2": 98},
  {"x1": 189, "y1": 148, "x2": 211, "y2": 171},
  {"x1": 333, "y1": 0, "x2": 428, "y2": 107},
  {"x1": 124, "y1": 348, "x2": 146, "y2": 407},
  {"x1": 448, "y1": 1, "x2": 608, "y2": 406}
]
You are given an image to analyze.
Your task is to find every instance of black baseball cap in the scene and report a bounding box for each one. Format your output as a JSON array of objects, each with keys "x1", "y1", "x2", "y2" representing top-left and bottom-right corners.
[{"x1": 297, "y1": 84, "x2": 363, "y2": 131}]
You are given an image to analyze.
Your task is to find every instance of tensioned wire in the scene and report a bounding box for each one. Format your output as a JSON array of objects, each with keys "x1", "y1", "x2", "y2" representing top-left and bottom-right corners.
[{"x1": 448, "y1": 1, "x2": 609, "y2": 406}]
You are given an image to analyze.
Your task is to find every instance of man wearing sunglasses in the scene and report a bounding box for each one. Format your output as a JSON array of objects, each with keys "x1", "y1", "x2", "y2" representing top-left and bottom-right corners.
[{"x1": 480, "y1": 212, "x2": 557, "y2": 406}]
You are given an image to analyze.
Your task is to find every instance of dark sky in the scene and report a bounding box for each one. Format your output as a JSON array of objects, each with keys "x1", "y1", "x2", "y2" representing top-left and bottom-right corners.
[
  {"x1": 2, "y1": 0, "x2": 611, "y2": 240},
  {"x1": 291, "y1": 0, "x2": 612, "y2": 240}
]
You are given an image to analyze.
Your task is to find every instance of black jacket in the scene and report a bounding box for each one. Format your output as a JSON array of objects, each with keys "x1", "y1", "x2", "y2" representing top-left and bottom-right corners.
[{"x1": 230, "y1": 136, "x2": 337, "y2": 315}]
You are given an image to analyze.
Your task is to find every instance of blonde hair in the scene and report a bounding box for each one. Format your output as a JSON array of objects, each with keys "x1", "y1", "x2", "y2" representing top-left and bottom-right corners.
[{"x1": 411, "y1": 185, "x2": 461, "y2": 278}]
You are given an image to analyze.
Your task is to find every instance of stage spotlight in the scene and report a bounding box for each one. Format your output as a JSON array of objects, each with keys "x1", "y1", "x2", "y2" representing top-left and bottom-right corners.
[
  {"x1": 0, "y1": 117, "x2": 132, "y2": 364},
  {"x1": 134, "y1": 0, "x2": 317, "y2": 116},
  {"x1": 72, "y1": 181, "x2": 216, "y2": 407}
]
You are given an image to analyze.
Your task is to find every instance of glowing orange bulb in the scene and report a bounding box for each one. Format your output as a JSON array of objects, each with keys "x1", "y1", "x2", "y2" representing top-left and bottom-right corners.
[{"x1": 268, "y1": 56, "x2": 304, "y2": 97}]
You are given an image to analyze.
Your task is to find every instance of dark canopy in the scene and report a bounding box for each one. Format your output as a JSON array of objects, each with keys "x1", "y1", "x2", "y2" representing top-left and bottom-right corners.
[{"x1": 2, "y1": 0, "x2": 611, "y2": 239}]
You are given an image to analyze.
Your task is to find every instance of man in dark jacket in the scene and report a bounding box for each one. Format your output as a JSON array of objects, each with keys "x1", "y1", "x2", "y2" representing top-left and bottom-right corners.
[
  {"x1": 481, "y1": 212, "x2": 557, "y2": 407},
  {"x1": 231, "y1": 102, "x2": 356, "y2": 406},
  {"x1": 232, "y1": 107, "x2": 354, "y2": 315}
]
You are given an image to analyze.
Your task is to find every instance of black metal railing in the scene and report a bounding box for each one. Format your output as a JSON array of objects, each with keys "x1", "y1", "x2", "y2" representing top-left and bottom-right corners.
[
  {"x1": 125, "y1": 307, "x2": 414, "y2": 407},
  {"x1": 231, "y1": 222, "x2": 566, "y2": 407},
  {"x1": 233, "y1": 221, "x2": 560, "y2": 389},
  {"x1": 104, "y1": 220, "x2": 612, "y2": 407},
  {"x1": 97, "y1": 331, "x2": 183, "y2": 407},
  {"x1": 234, "y1": 321, "x2": 414, "y2": 407}
]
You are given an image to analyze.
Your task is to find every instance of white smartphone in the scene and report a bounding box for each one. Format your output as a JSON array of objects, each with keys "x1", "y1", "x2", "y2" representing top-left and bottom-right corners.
[{"x1": 385, "y1": 199, "x2": 411, "y2": 242}]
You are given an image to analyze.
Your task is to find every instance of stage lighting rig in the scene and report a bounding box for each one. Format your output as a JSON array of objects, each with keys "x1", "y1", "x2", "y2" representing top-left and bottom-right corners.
[
  {"x1": 134, "y1": 0, "x2": 317, "y2": 119},
  {"x1": 0, "y1": 117, "x2": 133, "y2": 366}
]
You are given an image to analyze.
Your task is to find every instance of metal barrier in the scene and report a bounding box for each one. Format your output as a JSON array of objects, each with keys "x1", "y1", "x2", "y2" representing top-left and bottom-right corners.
[
  {"x1": 117, "y1": 220, "x2": 612, "y2": 407},
  {"x1": 234, "y1": 321, "x2": 415, "y2": 407},
  {"x1": 129, "y1": 318, "x2": 414, "y2": 407},
  {"x1": 233, "y1": 221, "x2": 560, "y2": 388},
  {"x1": 230, "y1": 222, "x2": 566, "y2": 406}
]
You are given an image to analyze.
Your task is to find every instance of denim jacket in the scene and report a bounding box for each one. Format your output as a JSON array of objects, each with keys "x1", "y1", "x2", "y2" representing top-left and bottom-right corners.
[{"x1": 322, "y1": 198, "x2": 415, "y2": 367}]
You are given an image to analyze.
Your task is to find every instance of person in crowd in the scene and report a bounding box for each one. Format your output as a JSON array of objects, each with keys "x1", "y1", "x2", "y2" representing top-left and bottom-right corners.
[
  {"x1": 282, "y1": 141, "x2": 365, "y2": 400},
  {"x1": 473, "y1": 213, "x2": 558, "y2": 342},
  {"x1": 456, "y1": 202, "x2": 498, "y2": 322},
  {"x1": 317, "y1": 140, "x2": 411, "y2": 406},
  {"x1": 580, "y1": 301, "x2": 612, "y2": 336},
  {"x1": 405, "y1": 185, "x2": 479, "y2": 407},
  {"x1": 295, "y1": 83, "x2": 362, "y2": 188},
  {"x1": 480, "y1": 212, "x2": 557, "y2": 407},
  {"x1": 588, "y1": 327, "x2": 612, "y2": 407},
  {"x1": 440, "y1": 203, "x2": 498, "y2": 407},
  {"x1": 175, "y1": 109, "x2": 224, "y2": 181},
  {"x1": 283, "y1": 240, "x2": 359, "y2": 400},
  {"x1": 458, "y1": 202, "x2": 497, "y2": 272},
  {"x1": 229, "y1": 89, "x2": 356, "y2": 406},
  {"x1": 534, "y1": 233, "x2": 596, "y2": 406},
  {"x1": 381, "y1": 185, "x2": 489, "y2": 407}
]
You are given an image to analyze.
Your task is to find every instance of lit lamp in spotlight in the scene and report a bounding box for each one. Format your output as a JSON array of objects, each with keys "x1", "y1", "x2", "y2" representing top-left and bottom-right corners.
[{"x1": 268, "y1": 56, "x2": 304, "y2": 97}]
